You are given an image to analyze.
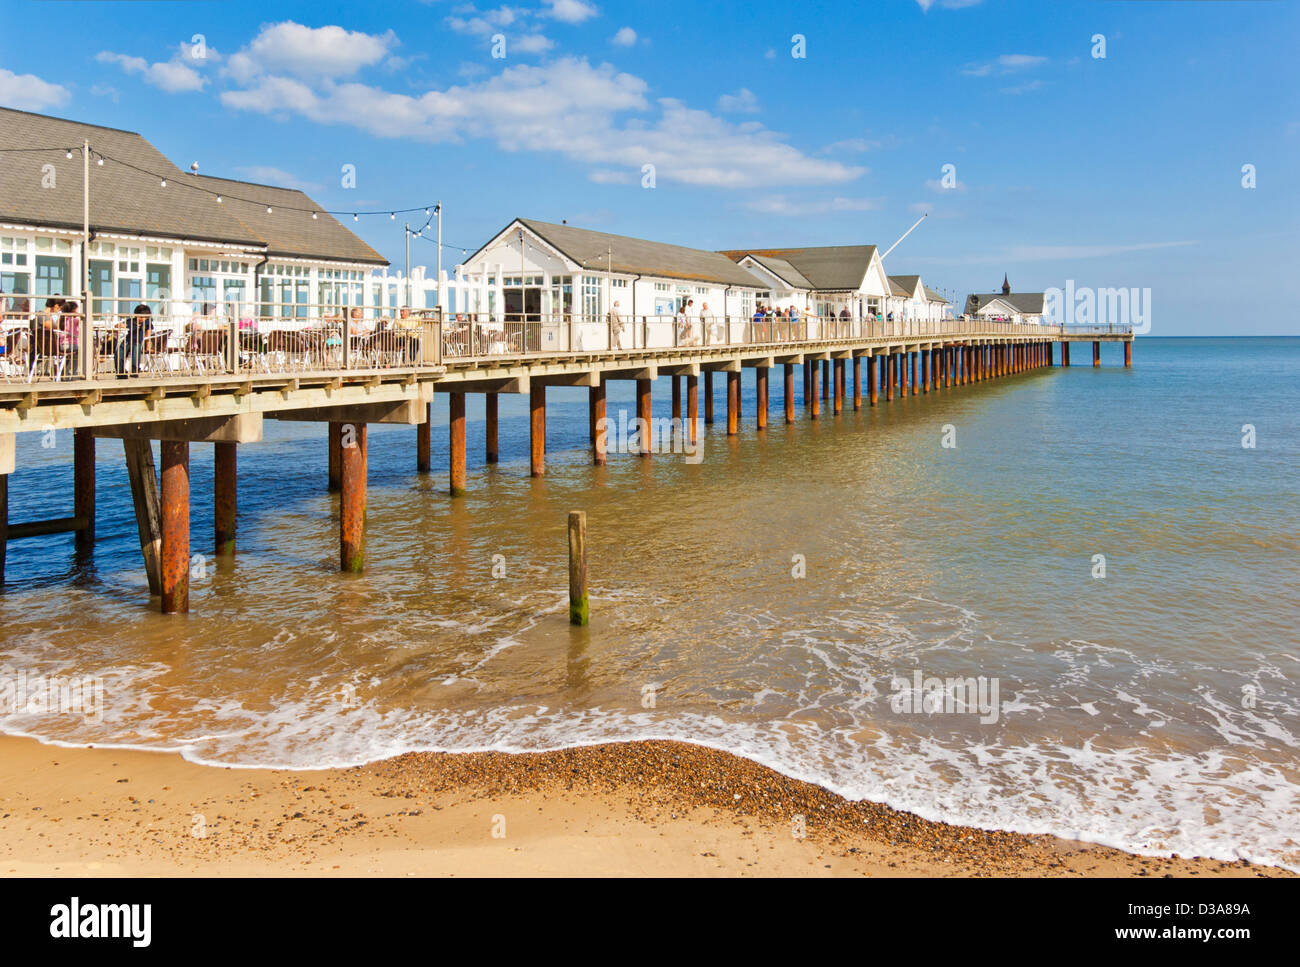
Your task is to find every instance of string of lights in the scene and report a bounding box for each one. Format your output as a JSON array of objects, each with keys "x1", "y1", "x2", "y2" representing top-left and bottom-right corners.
[{"x1": 0, "y1": 143, "x2": 441, "y2": 222}]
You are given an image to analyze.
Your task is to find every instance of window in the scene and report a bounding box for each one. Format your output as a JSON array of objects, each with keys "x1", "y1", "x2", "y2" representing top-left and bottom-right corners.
[
  {"x1": 611, "y1": 278, "x2": 628, "y2": 289},
  {"x1": 34, "y1": 255, "x2": 69, "y2": 297},
  {"x1": 581, "y1": 275, "x2": 602, "y2": 319},
  {"x1": 147, "y1": 265, "x2": 171, "y2": 315}
]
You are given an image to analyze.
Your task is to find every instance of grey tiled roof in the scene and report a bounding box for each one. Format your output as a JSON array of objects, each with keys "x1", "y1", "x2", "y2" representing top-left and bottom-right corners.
[
  {"x1": 964, "y1": 292, "x2": 1045, "y2": 315},
  {"x1": 191, "y1": 175, "x2": 386, "y2": 265},
  {"x1": 923, "y1": 284, "x2": 949, "y2": 304},
  {"x1": 507, "y1": 219, "x2": 760, "y2": 287},
  {"x1": 719, "y1": 245, "x2": 878, "y2": 291},
  {"x1": 0, "y1": 107, "x2": 386, "y2": 265},
  {"x1": 888, "y1": 274, "x2": 921, "y2": 297},
  {"x1": 741, "y1": 253, "x2": 814, "y2": 290}
]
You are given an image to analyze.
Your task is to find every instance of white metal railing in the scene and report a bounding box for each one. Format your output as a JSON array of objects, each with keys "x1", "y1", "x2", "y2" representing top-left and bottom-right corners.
[{"x1": 0, "y1": 300, "x2": 1128, "y2": 385}]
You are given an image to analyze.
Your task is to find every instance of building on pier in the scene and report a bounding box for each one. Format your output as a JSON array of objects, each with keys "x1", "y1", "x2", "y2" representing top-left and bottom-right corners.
[
  {"x1": 0, "y1": 108, "x2": 387, "y2": 324},
  {"x1": 886, "y1": 275, "x2": 951, "y2": 323},
  {"x1": 963, "y1": 275, "x2": 1046, "y2": 325},
  {"x1": 459, "y1": 218, "x2": 766, "y2": 348},
  {"x1": 719, "y1": 244, "x2": 892, "y2": 320}
]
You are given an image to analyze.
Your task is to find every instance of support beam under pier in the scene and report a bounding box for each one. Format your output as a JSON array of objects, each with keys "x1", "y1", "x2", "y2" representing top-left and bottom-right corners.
[
  {"x1": 160, "y1": 440, "x2": 190, "y2": 614},
  {"x1": 339, "y1": 423, "x2": 367, "y2": 573}
]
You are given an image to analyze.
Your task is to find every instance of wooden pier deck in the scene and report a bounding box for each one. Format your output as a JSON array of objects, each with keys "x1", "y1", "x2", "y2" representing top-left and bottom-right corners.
[{"x1": 0, "y1": 316, "x2": 1133, "y2": 611}]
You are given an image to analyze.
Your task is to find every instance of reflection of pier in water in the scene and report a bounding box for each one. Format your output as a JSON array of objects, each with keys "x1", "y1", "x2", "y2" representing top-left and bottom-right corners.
[{"x1": 0, "y1": 310, "x2": 1132, "y2": 613}]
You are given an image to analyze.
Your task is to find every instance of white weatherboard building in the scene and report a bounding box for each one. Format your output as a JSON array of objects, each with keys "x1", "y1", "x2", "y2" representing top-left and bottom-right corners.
[
  {"x1": 719, "y1": 244, "x2": 894, "y2": 319},
  {"x1": 458, "y1": 218, "x2": 766, "y2": 349},
  {"x1": 0, "y1": 107, "x2": 388, "y2": 324},
  {"x1": 963, "y1": 275, "x2": 1046, "y2": 325},
  {"x1": 886, "y1": 275, "x2": 951, "y2": 322}
]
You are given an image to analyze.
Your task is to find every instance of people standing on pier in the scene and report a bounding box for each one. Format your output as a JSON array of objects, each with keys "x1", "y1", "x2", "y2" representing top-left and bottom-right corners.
[
  {"x1": 115, "y1": 303, "x2": 153, "y2": 378},
  {"x1": 608, "y1": 299, "x2": 624, "y2": 350}
]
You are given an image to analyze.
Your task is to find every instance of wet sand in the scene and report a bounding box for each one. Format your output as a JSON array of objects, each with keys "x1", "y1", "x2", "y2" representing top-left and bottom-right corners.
[{"x1": 2, "y1": 735, "x2": 1287, "y2": 877}]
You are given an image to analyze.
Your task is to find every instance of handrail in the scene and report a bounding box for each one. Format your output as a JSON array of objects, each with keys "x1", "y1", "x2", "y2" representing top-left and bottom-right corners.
[{"x1": 0, "y1": 302, "x2": 1128, "y2": 386}]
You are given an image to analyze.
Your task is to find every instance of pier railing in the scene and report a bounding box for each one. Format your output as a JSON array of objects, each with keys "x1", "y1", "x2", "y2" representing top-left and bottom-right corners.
[
  {"x1": 0, "y1": 302, "x2": 441, "y2": 385},
  {"x1": 0, "y1": 303, "x2": 1127, "y2": 385}
]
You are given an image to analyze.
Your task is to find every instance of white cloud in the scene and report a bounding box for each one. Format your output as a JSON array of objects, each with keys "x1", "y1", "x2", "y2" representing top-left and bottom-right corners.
[
  {"x1": 219, "y1": 55, "x2": 864, "y2": 189},
  {"x1": 514, "y1": 34, "x2": 556, "y2": 54},
  {"x1": 717, "y1": 88, "x2": 759, "y2": 114},
  {"x1": 0, "y1": 68, "x2": 69, "y2": 110},
  {"x1": 746, "y1": 195, "x2": 881, "y2": 216},
  {"x1": 545, "y1": 0, "x2": 598, "y2": 23},
  {"x1": 611, "y1": 27, "x2": 637, "y2": 47},
  {"x1": 235, "y1": 165, "x2": 322, "y2": 192},
  {"x1": 823, "y1": 134, "x2": 899, "y2": 154},
  {"x1": 917, "y1": 0, "x2": 984, "y2": 10},
  {"x1": 962, "y1": 54, "x2": 1047, "y2": 77},
  {"x1": 97, "y1": 50, "x2": 208, "y2": 93},
  {"x1": 224, "y1": 22, "x2": 396, "y2": 83}
]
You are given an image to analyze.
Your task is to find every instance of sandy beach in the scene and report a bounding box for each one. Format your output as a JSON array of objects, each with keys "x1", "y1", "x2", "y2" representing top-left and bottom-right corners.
[{"x1": 0, "y1": 735, "x2": 1285, "y2": 878}]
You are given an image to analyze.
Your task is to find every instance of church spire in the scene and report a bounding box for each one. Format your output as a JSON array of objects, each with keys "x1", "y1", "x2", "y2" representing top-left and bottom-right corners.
[{"x1": 1002, "y1": 273, "x2": 1011, "y2": 295}]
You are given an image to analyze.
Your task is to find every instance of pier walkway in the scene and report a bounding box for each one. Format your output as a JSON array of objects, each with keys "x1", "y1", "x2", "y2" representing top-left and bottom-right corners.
[{"x1": 0, "y1": 308, "x2": 1133, "y2": 611}]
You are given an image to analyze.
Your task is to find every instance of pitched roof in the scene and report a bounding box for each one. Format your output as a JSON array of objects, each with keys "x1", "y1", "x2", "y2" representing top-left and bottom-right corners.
[
  {"x1": 964, "y1": 292, "x2": 1045, "y2": 315},
  {"x1": 718, "y1": 245, "x2": 878, "y2": 291},
  {"x1": 0, "y1": 107, "x2": 386, "y2": 265},
  {"x1": 739, "y1": 253, "x2": 814, "y2": 290},
  {"x1": 923, "y1": 284, "x2": 949, "y2": 304},
  {"x1": 888, "y1": 274, "x2": 922, "y2": 298},
  {"x1": 508, "y1": 218, "x2": 760, "y2": 287},
  {"x1": 191, "y1": 175, "x2": 386, "y2": 265}
]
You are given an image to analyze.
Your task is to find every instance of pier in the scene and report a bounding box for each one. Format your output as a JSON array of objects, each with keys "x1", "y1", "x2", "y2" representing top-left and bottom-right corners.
[{"x1": 0, "y1": 310, "x2": 1132, "y2": 611}]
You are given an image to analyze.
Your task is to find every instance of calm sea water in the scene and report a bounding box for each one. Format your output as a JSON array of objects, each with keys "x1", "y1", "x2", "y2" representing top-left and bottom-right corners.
[{"x1": 2, "y1": 338, "x2": 1297, "y2": 868}]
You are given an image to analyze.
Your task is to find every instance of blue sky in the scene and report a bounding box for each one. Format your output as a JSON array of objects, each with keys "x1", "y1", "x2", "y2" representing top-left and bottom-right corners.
[{"x1": 1, "y1": 0, "x2": 1296, "y2": 334}]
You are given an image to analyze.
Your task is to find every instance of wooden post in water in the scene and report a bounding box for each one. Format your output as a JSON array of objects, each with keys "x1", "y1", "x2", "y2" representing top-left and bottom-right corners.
[
  {"x1": 1124, "y1": 341, "x2": 1132, "y2": 368},
  {"x1": 159, "y1": 440, "x2": 190, "y2": 614},
  {"x1": 868, "y1": 355, "x2": 878, "y2": 406},
  {"x1": 910, "y1": 351, "x2": 919, "y2": 395},
  {"x1": 0, "y1": 473, "x2": 6, "y2": 586},
  {"x1": 803, "y1": 361, "x2": 811, "y2": 405},
  {"x1": 328, "y1": 422, "x2": 342, "y2": 491},
  {"x1": 852, "y1": 356, "x2": 862, "y2": 410},
  {"x1": 884, "y1": 352, "x2": 894, "y2": 401},
  {"x1": 74, "y1": 428, "x2": 95, "y2": 555},
  {"x1": 726, "y1": 370, "x2": 739, "y2": 435},
  {"x1": 784, "y1": 364, "x2": 795, "y2": 423},
  {"x1": 339, "y1": 423, "x2": 367, "y2": 573},
  {"x1": 704, "y1": 371, "x2": 714, "y2": 424},
  {"x1": 822, "y1": 360, "x2": 830, "y2": 401},
  {"x1": 530, "y1": 383, "x2": 546, "y2": 476},
  {"x1": 833, "y1": 359, "x2": 844, "y2": 415},
  {"x1": 214, "y1": 441, "x2": 236, "y2": 557},
  {"x1": 686, "y1": 375, "x2": 699, "y2": 444},
  {"x1": 921, "y1": 349, "x2": 930, "y2": 394},
  {"x1": 591, "y1": 383, "x2": 607, "y2": 465},
  {"x1": 736, "y1": 368, "x2": 743, "y2": 420},
  {"x1": 671, "y1": 376, "x2": 682, "y2": 424},
  {"x1": 123, "y1": 439, "x2": 162, "y2": 596},
  {"x1": 449, "y1": 393, "x2": 467, "y2": 496},
  {"x1": 568, "y1": 510, "x2": 588, "y2": 626},
  {"x1": 417, "y1": 405, "x2": 431, "y2": 473},
  {"x1": 1093, "y1": 341, "x2": 1100, "y2": 367},
  {"x1": 1062, "y1": 342, "x2": 1071, "y2": 367},
  {"x1": 757, "y1": 366, "x2": 769, "y2": 429},
  {"x1": 486, "y1": 393, "x2": 499, "y2": 464},
  {"x1": 637, "y1": 378, "x2": 653, "y2": 455},
  {"x1": 810, "y1": 362, "x2": 821, "y2": 418}
]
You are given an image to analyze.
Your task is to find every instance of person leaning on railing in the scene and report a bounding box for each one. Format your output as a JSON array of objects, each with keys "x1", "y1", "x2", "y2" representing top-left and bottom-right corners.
[{"x1": 115, "y1": 303, "x2": 153, "y2": 378}]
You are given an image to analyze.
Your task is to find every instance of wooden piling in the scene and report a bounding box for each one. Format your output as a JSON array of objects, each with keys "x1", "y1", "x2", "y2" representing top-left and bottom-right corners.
[
  {"x1": 328, "y1": 421, "x2": 342, "y2": 491},
  {"x1": 530, "y1": 383, "x2": 546, "y2": 476},
  {"x1": 637, "y1": 378, "x2": 653, "y2": 455},
  {"x1": 123, "y1": 439, "x2": 162, "y2": 596},
  {"x1": 884, "y1": 352, "x2": 894, "y2": 401},
  {"x1": 214, "y1": 441, "x2": 236, "y2": 557},
  {"x1": 726, "y1": 370, "x2": 740, "y2": 435},
  {"x1": 449, "y1": 392, "x2": 467, "y2": 496},
  {"x1": 592, "y1": 383, "x2": 608, "y2": 465},
  {"x1": 757, "y1": 366, "x2": 769, "y2": 429},
  {"x1": 73, "y1": 428, "x2": 95, "y2": 554},
  {"x1": 1093, "y1": 341, "x2": 1100, "y2": 367},
  {"x1": 159, "y1": 440, "x2": 190, "y2": 614},
  {"x1": 568, "y1": 510, "x2": 588, "y2": 627},
  {"x1": 686, "y1": 375, "x2": 699, "y2": 444},
  {"x1": 416, "y1": 406, "x2": 431, "y2": 473},
  {"x1": 704, "y1": 371, "x2": 715, "y2": 424},
  {"x1": 910, "y1": 351, "x2": 919, "y2": 396},
  {"x1": 822, "y1": 360, "x2": 830, "y2": 401},
  {"x1": 921, "y1": 349, "x2": 930, "y2": 394},
  {"x1": 671, "y1": 375, "x2": 682, "y2": 424},
  {"x1": 1124, "y1": 341, "x2": 1132, "y2": 368},
  {"x1": 833, "y1": 358, "x2": 844, "y2": 415},
  {"x1": 486, "y1": 392, "x2": 499, "y2": 464},
  {"x1": 339, "y1": 423, "x2": 367, "y2": 573},
  {"x1": 1062, "y1": 342, "x2": 1071, "y2": 367},
  {"x1": 784, "y1": 364, "x2": 795, "y2": 423},
  {"x1": 852, "y1": 356, "x2": 862, "y2": 410},
  {"x1": 810, "y1": 361, "x2": 821, "y2": 418}
]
